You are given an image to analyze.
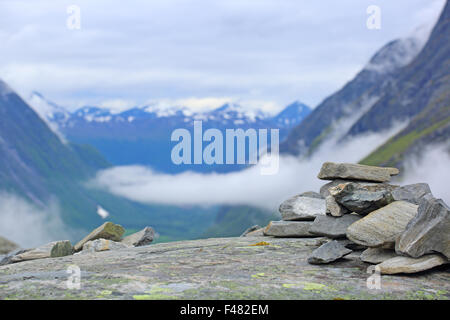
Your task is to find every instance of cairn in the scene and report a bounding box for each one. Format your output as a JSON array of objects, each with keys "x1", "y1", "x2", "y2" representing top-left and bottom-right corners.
[{"x1": 247, "y1": 162, "x2": 449, "y2": 275}]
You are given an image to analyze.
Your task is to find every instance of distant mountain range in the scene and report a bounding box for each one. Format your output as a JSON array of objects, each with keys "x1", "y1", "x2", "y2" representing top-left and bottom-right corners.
[
  {"x1": 281, "y1": 1, "x2": 449, "y2": 171},
  {"x1": 29, "y1": 94, "x2": 311, "y2": 173}
]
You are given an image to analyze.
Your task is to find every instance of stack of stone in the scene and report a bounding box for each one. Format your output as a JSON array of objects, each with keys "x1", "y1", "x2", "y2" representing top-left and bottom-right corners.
[
  {"x1": 0, "y1": 222, "x2": 155, "y2": 266},
  {"x1": 247, "y1": 162, "x2": 449, "y2": 275}
]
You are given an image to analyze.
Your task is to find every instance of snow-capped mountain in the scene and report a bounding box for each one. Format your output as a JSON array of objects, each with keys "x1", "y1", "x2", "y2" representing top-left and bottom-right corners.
[{"x1": 28, "y1": 93, "x2": 311, "y2": 173}]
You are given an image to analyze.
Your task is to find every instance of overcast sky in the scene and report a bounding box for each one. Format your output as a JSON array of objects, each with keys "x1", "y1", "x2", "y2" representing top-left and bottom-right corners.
[{"x1": 0, "y1": 0, "x2": 445, "y2": 113}]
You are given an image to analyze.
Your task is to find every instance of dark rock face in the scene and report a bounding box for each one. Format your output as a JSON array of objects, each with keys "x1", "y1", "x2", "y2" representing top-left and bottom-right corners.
[
  {"x1": 396, "y1": 195, "x2": 450, "y2": 259},
  {"x1": 391, "y1": 183, "x2": 432, "y2": 205},
  {"x1": 121, "y1": 227, "x2": 155, "y2": 247},
  {"x1": 307, "y1": 240, "x2": 352, "y2": 264},
  {"x1": 317, "y1": 162, "x2": 399, "y2": 183},
  {"x1": 330, "y1": 182, "x2": 395, "y2": 215},
  {"x1": 309, "y1": 215, "x2": 361, "y2": 239}
]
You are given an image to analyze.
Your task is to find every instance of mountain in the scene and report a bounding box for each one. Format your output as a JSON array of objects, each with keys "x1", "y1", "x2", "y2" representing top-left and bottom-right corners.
[
  {"x1": 0, "y1": 79, "x2": 228, "y2": 241},
  {"x1": 28, "y1": 95, "x2": 311, "y2": 173},
  {"x1": 280, "y1": 36, "x2": 427, "y2": 155},
  {"x1": 360, "y1": 0, "x2": 450, "y2": 168}
]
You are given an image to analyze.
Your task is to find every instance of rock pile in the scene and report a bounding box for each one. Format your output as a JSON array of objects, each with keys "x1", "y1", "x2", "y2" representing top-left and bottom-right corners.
[
  {"x1": 248, "y1": 162, "x2": 449, "y2": 275},
  {"x1": 0, "y1": 222, "x2": 155, "y2": 266}
]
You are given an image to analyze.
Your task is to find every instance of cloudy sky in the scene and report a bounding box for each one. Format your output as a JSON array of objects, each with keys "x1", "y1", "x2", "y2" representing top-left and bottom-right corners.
[{"x1": 0, "y1": 0, "x2": 445, "y2": 113}]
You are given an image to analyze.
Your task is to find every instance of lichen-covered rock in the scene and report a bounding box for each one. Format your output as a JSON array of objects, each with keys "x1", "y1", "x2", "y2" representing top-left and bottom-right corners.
[
  {"x1": 0, "y1": 236, "x2": 19, "y2": 255},
  {"x1": 1, "y1": 241, "x2": 73, "y2": 265},
  {"x1": 50, "y1": 241, "x2": 74, "y2": 257},
  {"x1": 279, "y1": 195, "x2": 326, "y2": 221},
  {"x1": 264, "y1": 221, "x2": 316, "y2": 238},
  {"x1": 360, "y1": 248, "x2": 398, "y2": 264},
  {"x1": 346, "y1": 201, "x2": 418, "y2": 247},
  {"x1": 82, "y1": 239, "x2": 129, "y2": 253},
  {"x1": 121, "y1": 227, "x2": 155, "y2": 247},
  {"x1": 396, "y1": 195, "x2": 450, "y2": 259},
  {"x1": 307, "y1": 240, "x2": 352, "y2": 264},
  {"x1": 74, "y1": 222, "x2": 125, "y2": 251},
  {"x1": 318, "y1": 162, "x2": 399, "y2": 182},
  {"x1": 309, "y1": 214, "x2": 361, "y2": 239},
  {"x1": 329, "y1": 182, "x2": 395, "y2": 215},
  {"x1": 391, "y1": 183, "x2": 432, "y2": 205},
  {"x1": 0, "y1": 237, "x2": 448, "y2": 300},
  {"x1": 377, "y1": 254, "x2": 448, "y2": 275}
]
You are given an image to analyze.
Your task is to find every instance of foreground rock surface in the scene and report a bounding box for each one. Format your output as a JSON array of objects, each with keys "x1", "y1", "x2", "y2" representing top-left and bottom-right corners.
[
  {"x1": 74, "y1": 222, "x2": 125, "y2": 251},
  {"x1": 347, "y1": 201, "x2": 418, "y2": 247},
  {"x1": 396, "y1": 195, "x2": 450, "y2": 259},
  {"x1": 0, "y1": 237, "x2": 448, "y2": 300},
  {"x1": 318, "y1": 162, "x2": 399, "y2": 182}
]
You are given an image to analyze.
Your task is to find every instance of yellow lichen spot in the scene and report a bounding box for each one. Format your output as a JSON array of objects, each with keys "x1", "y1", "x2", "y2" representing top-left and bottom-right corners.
[
  {"x1": 100, "y1": 290, "x2": 112, "y2": 296},
  {"x1": 133, "y1": 294, "x2": 152, "y2": 300},
  {"x1": 302, "y1": 282, "x2": 327, "y2": 291},
  {"x1": 251, "y1": 273, "x2": 266, "y2": 279},
  {"x1": 249, "y1": 241, "x2": 270, "y2": 247},
  {"x1": 282, "y1": 284, "x2": 296, "y2": 288}
]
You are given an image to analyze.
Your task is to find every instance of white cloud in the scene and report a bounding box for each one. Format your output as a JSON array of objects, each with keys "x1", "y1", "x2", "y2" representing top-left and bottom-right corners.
[
  {"x1": 0, "y1": 193, "x2": 75, "y2": 249},
  {"x1": 401, "y1": 144, "x2": 450, "y2": 204},
  {"x1": 91, "y1": 124, "x2": 405, "y2": 210},
  {"x1": 0, "y1": 0, "x2": 445, "y2": 110}
]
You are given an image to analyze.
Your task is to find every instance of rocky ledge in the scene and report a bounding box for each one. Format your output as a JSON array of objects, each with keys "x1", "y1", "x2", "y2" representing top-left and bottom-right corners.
[{"x1": 0, "y1": 236, "x2": 449, "y2": 300}]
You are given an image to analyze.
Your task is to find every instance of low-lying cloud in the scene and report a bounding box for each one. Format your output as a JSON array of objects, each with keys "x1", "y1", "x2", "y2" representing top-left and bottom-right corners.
[
  {"x1": 0, "y1": 193, "x2": 74, "y2": 248},
  {"x1": 92, "y1": 124, "x2": 406, "y2": 211},
  {"x1": 401, "y1": 144, "x2": 450, "y2": 204}
]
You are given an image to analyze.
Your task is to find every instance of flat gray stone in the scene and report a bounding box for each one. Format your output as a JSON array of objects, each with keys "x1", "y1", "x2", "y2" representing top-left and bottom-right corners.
[
  {"x1": 360, "y1": 248, "x2": 398, "y2": 264},
  {"x1": 309, "y1": 214, "x2": 362, "y2": 239},
  {"x1": 307, "y1": 240, "x2": 352, "y2": 264},
  {"x1": 264, "y1": 221, "x2": 316, "y2": 238},
  {"x1": 377, "y1": 254, "x2": 448, "y2": 275},
  {"x1": 330, "y1": 182, "x2": 395, "y2": 215},
  {"x1": 318, "y1": 162, "x2": 399, "y2": 182},
  {"x1": 0, "y1": 236, "x2": 19, "y2": 255},
  {"x1": 346, "y1": 201, "x2": 418, "y2": 248},
  {"x1": 1, "y1": 241, "x2": 73, "y2": 265},
  {"x1": 279, "y1": 195, "x2": 326, "y2": 221},
  {"x1": 82, "y1": 239, "x2": 129, "y2": 253},
  {"x1": 74, "y1": 222, "x2": 125, "y2": 251},
  {"x1": 121, "y1": 227, "x2": 155, "y2": 247},
  {"x1": 396, "y1": 195, "x2": 450, "y2": 259},
  {"x1": 325, "y1": 195, "x2": 349, "y2": 217},
  {"x1": 391, "y1": 183, "x2": 432, "y2": 204}
]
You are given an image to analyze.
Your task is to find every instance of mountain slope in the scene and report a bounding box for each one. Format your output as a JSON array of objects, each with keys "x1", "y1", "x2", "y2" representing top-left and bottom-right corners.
[
  {"x1": 280, "y1": 36, "x2": 426, "y2": 155},
  {"x1": 0, "y1": 80, "x2": 220, "y2": 241},
  {"x1": 360, "y1": 1, "x2": 450, "y2": 168},
  {"x1": 29, "y1": 95, "x2": 311, "y2": 173}
]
